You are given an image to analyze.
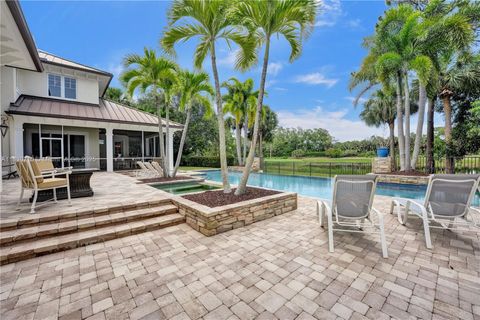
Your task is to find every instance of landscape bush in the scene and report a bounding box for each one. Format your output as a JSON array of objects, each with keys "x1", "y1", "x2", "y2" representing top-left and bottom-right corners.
[
  {"x1": 291, "y1": 149, "x2": 306, "y2": 158},
  {"x1": 181, "y1": 156, "x2": 236, "y2": 167}
]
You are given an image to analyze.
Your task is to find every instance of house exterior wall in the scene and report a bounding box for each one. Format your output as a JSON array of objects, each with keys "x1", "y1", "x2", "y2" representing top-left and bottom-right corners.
[{"x1": 16, "y1": 67, "x2": 99, "y2": 105}]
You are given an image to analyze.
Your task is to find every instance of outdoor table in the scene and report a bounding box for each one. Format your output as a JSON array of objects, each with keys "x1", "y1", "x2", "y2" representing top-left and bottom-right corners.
[{"x1": 30, "y1": 168, "x2": 99, "y2": 202}]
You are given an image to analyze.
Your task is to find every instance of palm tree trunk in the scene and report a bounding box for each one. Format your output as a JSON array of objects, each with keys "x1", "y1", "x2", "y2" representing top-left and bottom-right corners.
[
  {"x1": 396, "y1": 73, "x2": 406, "y2": 171},
  {"x1": 403, "y1": 70, "x2": 411, "y2": 171},
  {"x1": 389, "y1": 122, "x2": 397, "y2": 172},
  {"x1": 235, "y1": 38, "x2": 270, "y2": 196},
  {"x1": 211, "y1": 44, "x2": 231, "y2": 192},
  {"x1": 411, "y1": 84, "x2": 426, "y2": 169},
  {"x1": 259, "y1": 131, "x2": 264, "y2": 170},
  {"x1": 235, "y1": 120, "x2": 242, "y2": 166},
  {"x1": 442, "y1": 94, "x2": 454, "y2": 173},
  {"x1": 243, "y1": 113, "x2": 248, "y2": 165},
  {"x1": 173, "y1": 106, "x2": 191, "y2": 177},
  {"x1": 156, "y1": 93, "x2": 167, "y2": 175},
  {"x1": 164, "y1": 97, "x2": 171, "y2": 177},
  {"x1": 426, "y1": 97, "x2": 435, "y2": 174}
]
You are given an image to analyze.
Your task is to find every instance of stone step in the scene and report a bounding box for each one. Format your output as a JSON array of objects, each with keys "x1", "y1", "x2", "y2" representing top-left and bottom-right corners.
[
  {"x1": 0, "y1": 199, "x2": 172, "y2": 231},
  {"x1": 0, "y1": 213, "x2": 185, "y2": 265},
  {"x1": 0, "y1": 204, "x2": 179, "y2": 246}
]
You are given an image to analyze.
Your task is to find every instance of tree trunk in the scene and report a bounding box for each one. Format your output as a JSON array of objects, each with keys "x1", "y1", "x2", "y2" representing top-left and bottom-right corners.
[
  {"x1": 389, "y1": 122, "x2": 397, "y2": 172},
  {"x1": 164, "y1": 97, "x2": 171, "y2": 177},
  {"x1": 411, "y1": 84, "x2": 426, "y2": 169},
  {"x1": 403, "y1": 70, "x2": 411, "y2": 171},
  {"x1": 235, "y1": 38, "x2": 270, "y2": 195},
  {"x1": 235, "y1": 120, "x2": 242, "y2": 166},
  {"x1": 426, "y1": 97, "x2": 435, "y2": 174},
  {"x1": 243, "y1": 113, "x2": 248, "y2": 165},
  {"x1": 211, "y1": 44, "x2": 231, "y2": 192},
  {"x1": 396, "y1": 73, "x2": 406, "y2": 171},
  {"x1": 172, "y1": 106, "x2": 191, "y2": 176},
  {"x1": 259, "y1": 131, "x2": 264, "y2": 170},
  {"x1": 156, "y1": 93, "x2": 167, "y2": 175},
  {"x1": 442, "y1": 95, "x2": 454, "y2": 173}
]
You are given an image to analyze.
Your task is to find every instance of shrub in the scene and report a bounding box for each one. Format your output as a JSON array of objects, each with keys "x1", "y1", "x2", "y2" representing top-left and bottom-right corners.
[
  {"x1": 180, "y1": 156, "x2": 236, "y2": 167},
  {"x1": 325, "y1": 148, "x2": 343, "y2": 158},
  {"x1": 304, "y1": 151, "x2": 326, "y2": 157},
  {"x1": 291, "y1": 149, "x2": 305, "y2": 158}
]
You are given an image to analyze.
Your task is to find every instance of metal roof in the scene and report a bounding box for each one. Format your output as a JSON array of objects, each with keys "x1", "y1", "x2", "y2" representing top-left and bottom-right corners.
[
  {"x1": 38, "y1": 50, "x2": 113, "y2": 77},
  {"x1": 7, "y1": 95, "x2": 183, "y2": 129}
]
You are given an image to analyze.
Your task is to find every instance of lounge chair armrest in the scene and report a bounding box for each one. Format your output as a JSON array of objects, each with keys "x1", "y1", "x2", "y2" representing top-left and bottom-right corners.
[
  {"x1": 469, "y1": 206, "x2": 480, "y2": 215},
  {"x1": 317, "y1": 199, "x2": 331, "y2": 211},
  {"x1": 370, "y1": 207, "x2": 385, "y2": 224}
]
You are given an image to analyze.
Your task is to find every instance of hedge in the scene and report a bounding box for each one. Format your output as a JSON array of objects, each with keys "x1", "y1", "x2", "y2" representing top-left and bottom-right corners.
[{"x1": 180, "y1": 156, "x2": 236, "y2": 167}]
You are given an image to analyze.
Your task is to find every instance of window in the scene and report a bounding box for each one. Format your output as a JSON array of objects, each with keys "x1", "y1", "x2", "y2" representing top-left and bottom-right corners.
[
  {"x1": 64, "y1": 77, "x2": 76, "y2": 99},
  {"x1": 48, "y1": 74, "x2": 61, "y2": 97}
]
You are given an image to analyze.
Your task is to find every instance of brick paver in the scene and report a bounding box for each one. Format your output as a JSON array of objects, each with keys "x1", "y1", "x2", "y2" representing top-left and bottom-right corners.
[{"x1": 1, "y1": 190, "x2": 479, "y2": 319}]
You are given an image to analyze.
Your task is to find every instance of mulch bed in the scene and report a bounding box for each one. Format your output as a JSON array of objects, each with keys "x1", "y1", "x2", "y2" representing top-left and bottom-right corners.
[
  {"x1": 139, "y1": 176, "x2": 194, "y2": 183},
  {"x1": 183, "y1": 187, "x2": 279, "y2": 208},
  {"x1": 387, "y1": 171, "x2": 429, "y2": 177}
]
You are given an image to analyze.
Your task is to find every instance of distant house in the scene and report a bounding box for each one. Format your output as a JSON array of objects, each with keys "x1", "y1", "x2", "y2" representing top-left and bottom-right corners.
[{"x1": 0, "y1": 0, "x2": 181, "y2": 176}]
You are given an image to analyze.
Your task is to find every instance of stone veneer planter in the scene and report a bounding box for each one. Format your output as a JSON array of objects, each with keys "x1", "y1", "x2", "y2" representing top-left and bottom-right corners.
[
  {"x1": 377, "y1": 174, "x2": 429, "y2": 185},
  {"x1": 172, "y1": 191, "x2": 297, "y2": 236}
]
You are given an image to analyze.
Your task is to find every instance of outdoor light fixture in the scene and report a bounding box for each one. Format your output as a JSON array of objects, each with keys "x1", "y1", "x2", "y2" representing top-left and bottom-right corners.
[{"x1": 0, "y1": 115, "x2": 9, "y2": 138}]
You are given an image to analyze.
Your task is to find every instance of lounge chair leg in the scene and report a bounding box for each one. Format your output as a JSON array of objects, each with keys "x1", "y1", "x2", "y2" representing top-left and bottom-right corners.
[
  {"x1": 422, "y1": 217, "x2": 433, "y2": 249},
  {"x1": 30, "y1": 190, "x2": 38, "y2": 214},
  {"x1": 327, "y1": 210, "x2": 334, "y2": 253},
  {"x1": 16, "y1": 186, "x2": 24, "y2": 210},
  {"x1": 389, "y1": 201, "x2": 394, "y2": 215},
  {"x1": 379, "y1": 218, "x2": 388, "y2": 258},
  {"x1": 53, "y1": 188, "x2": 57, "y2": 203},
  {"x1": 318, "y1": 202, "x2": 324, "y2": 226}
]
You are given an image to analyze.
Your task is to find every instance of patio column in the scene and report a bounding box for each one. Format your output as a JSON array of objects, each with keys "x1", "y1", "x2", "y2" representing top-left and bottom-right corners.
[
  {"x1": 106, "y1": 127, "x2": 113, "y2": 172},
  {"x1": 10, "y1": 119, "x2": 23, "y2": 160},
  {"x1": 168, "y1": 131, "x2": 174, "y2": 174}
]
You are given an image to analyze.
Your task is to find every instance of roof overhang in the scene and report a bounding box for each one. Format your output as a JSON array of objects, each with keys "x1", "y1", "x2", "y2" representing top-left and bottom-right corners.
[{"x1": 1, "y1": 0, "x2": 43, "y2": 72}]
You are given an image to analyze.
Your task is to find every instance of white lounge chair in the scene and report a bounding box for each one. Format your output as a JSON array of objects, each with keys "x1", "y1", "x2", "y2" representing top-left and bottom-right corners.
[
  {"x1": 390, "y1": 174, "x2": 480, "y2": 249},
  {"x1": 136, "y1": 161, "x2": 151, "y2": 178},
  {"x1": 317, "y1": 175, "x2": 388, "y2": 258},
  {"x1": 16, "y1": 157, "x2": 71, "y2": 213},
  {"x1": 151, "y1": 161, "x2": 164, "y2": 176},
  {"x1": 143, "y1": 162, "x2": 161, "y2": 177}
]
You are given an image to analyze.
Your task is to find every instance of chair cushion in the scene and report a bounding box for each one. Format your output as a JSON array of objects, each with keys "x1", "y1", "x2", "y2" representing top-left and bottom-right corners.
[
  {"x1": 36, "y1": 159, "x2": 55, "y2": 172},
  {"x1": 38, "y1": 178, "x2": 67, "y2": 189}
]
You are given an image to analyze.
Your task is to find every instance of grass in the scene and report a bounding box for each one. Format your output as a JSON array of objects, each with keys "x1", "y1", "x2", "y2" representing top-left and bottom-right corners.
[{"x1": 264, "y1": 156, "x2": 372, "y2": 163}]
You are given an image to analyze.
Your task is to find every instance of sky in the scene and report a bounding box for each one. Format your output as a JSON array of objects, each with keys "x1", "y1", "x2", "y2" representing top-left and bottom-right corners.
[{"x1": 21, "y1": 0, "x2": 444, "y2": 142}]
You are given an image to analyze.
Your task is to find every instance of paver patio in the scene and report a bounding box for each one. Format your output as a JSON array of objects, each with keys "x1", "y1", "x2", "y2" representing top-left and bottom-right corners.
[{"x1": 1, "y1": 173, "x2": 479, "y2": 320}]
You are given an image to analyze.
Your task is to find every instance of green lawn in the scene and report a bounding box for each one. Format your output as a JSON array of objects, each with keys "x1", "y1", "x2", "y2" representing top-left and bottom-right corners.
[{"x1": 264, "y1": 156, "x2": 373, "y2": 163}]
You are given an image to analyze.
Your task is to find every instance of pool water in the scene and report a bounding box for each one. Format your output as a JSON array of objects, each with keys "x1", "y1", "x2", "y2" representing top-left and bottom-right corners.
[
  {"x1": 201, "y1": 170, "x2": 480, "y2": 206},
  {"x1": 152, "y1": 182, "x2": 220, "y2": 195}
]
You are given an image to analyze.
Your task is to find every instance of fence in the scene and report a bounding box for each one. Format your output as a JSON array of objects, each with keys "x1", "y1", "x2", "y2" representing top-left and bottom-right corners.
[
  {"x1": 263, "y1": 161, "x2": 372, "y2": 178},
  {"x1": 394, "y1": 156, "x2": 480, "y2": 174}
]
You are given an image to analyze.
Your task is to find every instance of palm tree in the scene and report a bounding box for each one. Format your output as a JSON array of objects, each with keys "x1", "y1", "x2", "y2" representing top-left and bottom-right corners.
[
  {"x1": 222, "y1": 83, "x2": 245, "y2": 166},
  {"x1": 121, "y1": 48, "x2": 178, "y2": 176},
  {"x1": 231, "y1": 0, "x2": 318, "y2": 195},
  {"x1": 222, "y1": 78, "x2": 259, "y2": 166},
  {"x1": 161, "y1": 0, "x2": 254, "y2": 193},
  {"x1": 173, "y1": 70, "x2": 214, "y2": 176},
  {"x1": 360, "y1": 89, "x2": 397, "y2": 171}
]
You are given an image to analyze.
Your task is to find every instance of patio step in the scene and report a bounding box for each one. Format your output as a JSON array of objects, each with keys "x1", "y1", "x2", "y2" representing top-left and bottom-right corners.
[{"x1": 0, "y1": 202, "x2": 185, "y2": 265}]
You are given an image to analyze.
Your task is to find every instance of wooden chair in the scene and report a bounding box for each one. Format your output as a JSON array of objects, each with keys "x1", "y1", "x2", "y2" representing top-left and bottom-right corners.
[{"x1": 15, "y1": 157, "x2": 72, "y2": 213}]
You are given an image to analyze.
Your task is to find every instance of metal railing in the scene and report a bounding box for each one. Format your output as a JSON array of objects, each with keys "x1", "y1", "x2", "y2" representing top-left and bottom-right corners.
[
  {"x1": 263, "y1": 161, "x2": 372, "y2": 178},
  {"x1": 395, "y1": 156, "x2": 480, "y2": 174}
]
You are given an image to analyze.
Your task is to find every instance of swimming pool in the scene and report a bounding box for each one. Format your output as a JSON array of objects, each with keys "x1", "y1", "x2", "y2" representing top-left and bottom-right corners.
[{"x1": 201, "y1": 170, "x2": 480, "y2": 206}]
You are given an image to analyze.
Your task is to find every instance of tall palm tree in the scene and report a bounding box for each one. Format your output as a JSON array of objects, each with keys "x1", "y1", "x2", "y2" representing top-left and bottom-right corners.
[
  {"x1": 222, "y1": 78, "x2": 259, "y2": 165},
  {"x1": 161, "y1": 0, "x2": 254, "y2": 193},
  {"x1": 231, "y1": 0, "x2": 318, "y2": 195},
  {"x1": 121, "y1": 48, "x2": 178, "y2": 176},
  {"x1": 360, "y1": 89, "x2": 397, "y2": 171},
  {"x1": 222, "y1": 82, "x2": 245, "y2": 166},
  {"x1": 173, "y1": 70, "x2": 214, "y2": 176}
]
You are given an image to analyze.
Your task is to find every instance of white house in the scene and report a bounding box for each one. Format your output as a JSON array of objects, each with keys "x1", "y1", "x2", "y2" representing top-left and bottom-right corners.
[{"x1": 1, "y1": 0, "x2": 182, "y2": 179}]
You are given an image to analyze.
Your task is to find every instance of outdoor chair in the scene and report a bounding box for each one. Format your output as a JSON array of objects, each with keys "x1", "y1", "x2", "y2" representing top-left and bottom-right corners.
[
  {"x1": 36, "y1": 158, "x2": 72, "y2": 175},
  {"x1": 151, "y1": 161, "x2": 164, "y2": 176},
  {"x1": 390, "y1": 174, "x2": 480, "y2": 249},
  {"x1": 136, "y1": 161, "x2": 151, "y2": 178},
  {"x1": 143, "y1": 162, "x2": 161, "y2": 177},
  {"x1": 317, "y1": 174, "x2": 388, "y2": 258},
  {"x1": 15, "y1": 157, "x2": 71, "y2": 213}
]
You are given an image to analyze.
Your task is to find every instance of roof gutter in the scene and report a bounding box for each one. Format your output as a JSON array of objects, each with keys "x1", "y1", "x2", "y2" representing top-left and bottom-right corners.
[{"x1": 6, "y1": 0, "x2": 43, "y2": 72}]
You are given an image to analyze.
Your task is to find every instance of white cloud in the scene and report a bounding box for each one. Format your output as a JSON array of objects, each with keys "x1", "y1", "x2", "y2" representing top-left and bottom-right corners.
[
  {"x1": 294, "y1": 72, "x2": 339, "y2": 88},
  {"x1": 274, "y1": 87, "x2": 288, "y2": 92},
  {"x1": 268, "y1": 62, "x2": 283, "y2": 76},
  {"x1": 218, "y1": 49, "x2": 239, "y2": 68},
  {"x1": 106, "y1": 63, "x2": 123, "y2": 79},
  {"x1": 315, "y1": 0, "x2": 342, "y2": 28},
  {"x1": 277, "y1": 106, "x2": 384, "y2": 141},
  {"x1": 347, "y1": 19, "x2": 362, "y2": 29}
]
